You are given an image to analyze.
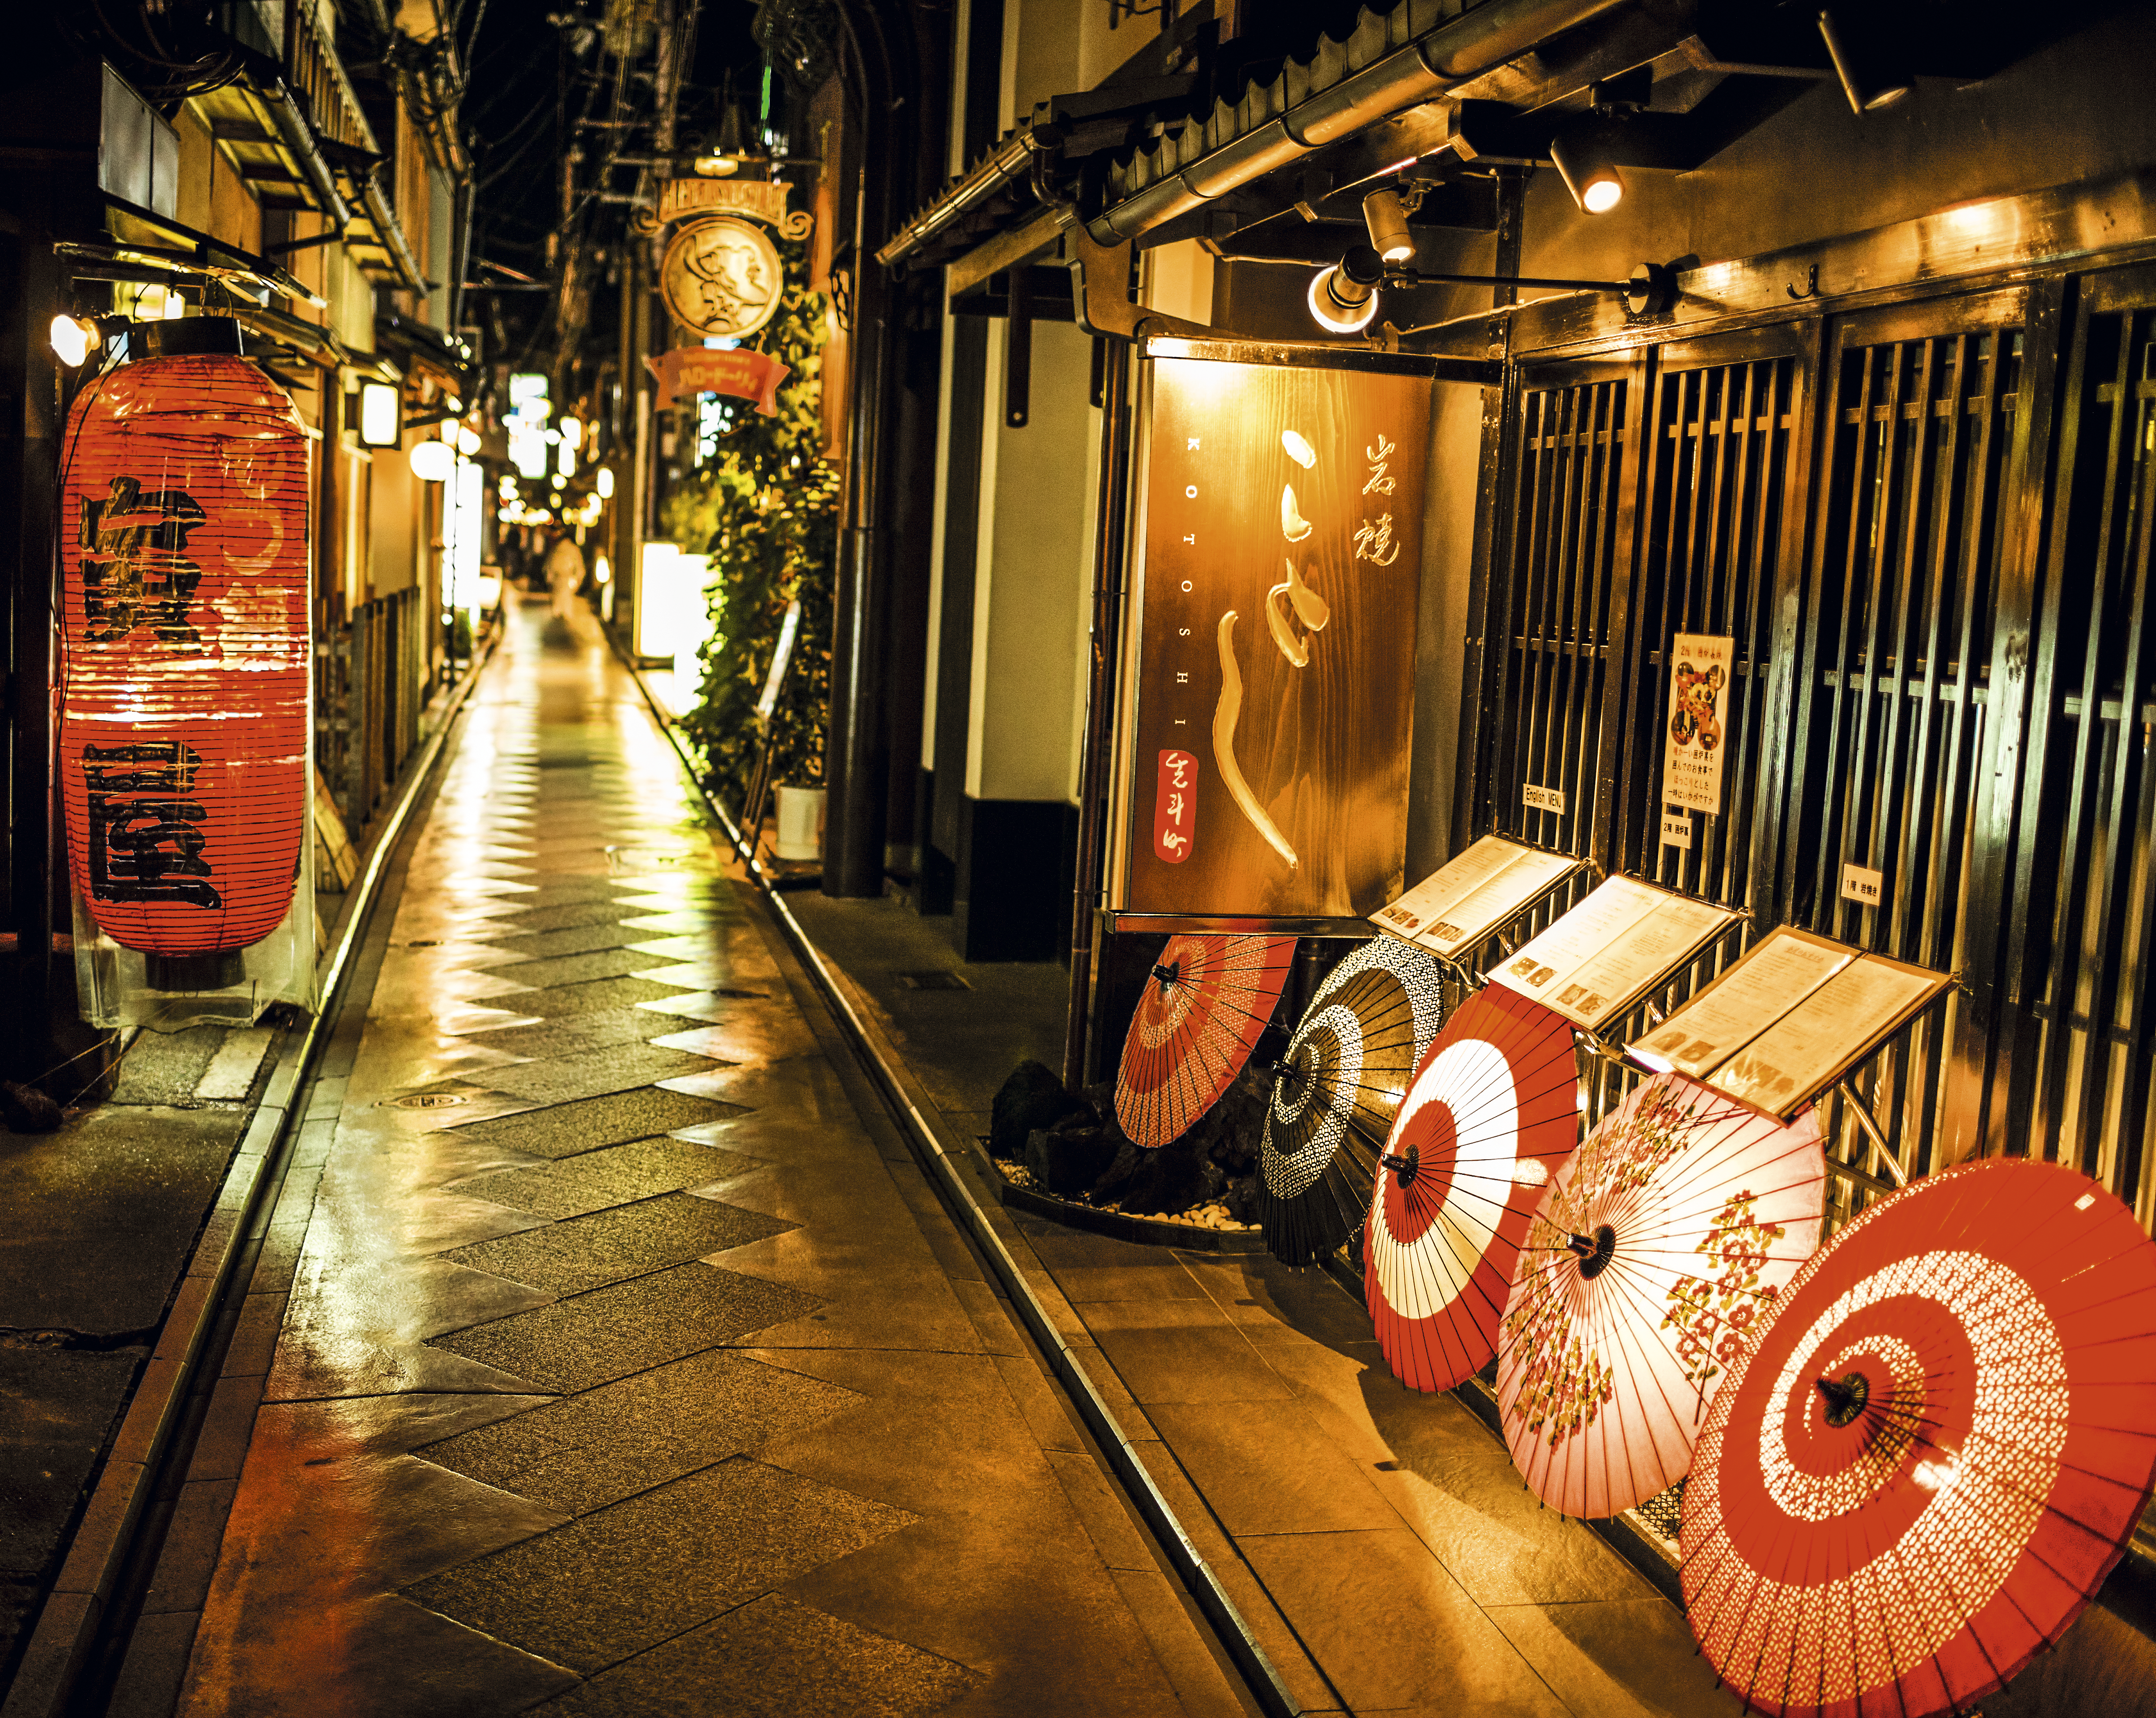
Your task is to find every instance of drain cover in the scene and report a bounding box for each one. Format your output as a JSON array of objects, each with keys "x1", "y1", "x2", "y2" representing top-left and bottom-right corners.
[
  {"x1": 385, "y1": 1092, "x2": 469, "y2": 1110},
  {"x1": 896, "y1": 970, "x2": 970, "y2": 991}
]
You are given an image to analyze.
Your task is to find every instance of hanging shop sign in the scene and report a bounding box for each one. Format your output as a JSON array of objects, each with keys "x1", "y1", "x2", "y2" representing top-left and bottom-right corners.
[
  {"x1": 1121, "y1": 354, "x2": 1431, "y2": 918},
  {"x1": 638, "y1": 177, "x2": 815, "y2": 239},
  {"x1": 645, "y1": 345, "x2": 792, "y2": 415},
  {"x1": 659, "y1": 216, "x2": 786, "y2": 342},
  {"x1": 1662, "y1": 632, "x2": 1733, "y2": 813},
  {"x1": 59, "y1": 322, "x2": 310, "y2": 990}
]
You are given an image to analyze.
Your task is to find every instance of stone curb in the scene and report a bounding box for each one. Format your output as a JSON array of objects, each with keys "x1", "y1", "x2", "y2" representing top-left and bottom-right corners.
[
  {"x1": 0, "y1": 636, "x2": 497, "y2": 1718},
  {"x1": 612, "y1": 638, "x2": 1316, "y2": 1718}
]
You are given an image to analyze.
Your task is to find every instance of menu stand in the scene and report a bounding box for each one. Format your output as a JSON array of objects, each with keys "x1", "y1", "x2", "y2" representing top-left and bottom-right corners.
[
  {"x1": 1486, "y1": 874, "x2": 1746, "y2": 1041},
  {"x1": 1623, "y1": 923, "x2": 1956, "y2": 1186},
  {"x1": 1368, "y1": 835, "x2": 1587, "y2": 990}
]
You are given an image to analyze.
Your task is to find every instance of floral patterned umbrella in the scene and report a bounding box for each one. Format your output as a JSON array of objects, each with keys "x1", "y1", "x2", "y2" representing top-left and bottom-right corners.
[
  {"x1": 1496, "y1": 1072, "x2": 1825, "y2": 1518},
  {"x1": 1683, "y1": 1157, "x2": 2156, "y2": 1718},
  {"x1": 1259, "y1": 936, "x2": 1445, "y2": 1267},
  {"x1": 1366, "y1": 984, "x2": 1580, "y2": 1394},
  {"x1": 1115, "y1": 933, "x2": 1297, "y2": 1148}
]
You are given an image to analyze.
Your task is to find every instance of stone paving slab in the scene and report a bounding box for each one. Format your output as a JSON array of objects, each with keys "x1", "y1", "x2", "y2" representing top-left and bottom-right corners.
[
  {"x1": 450, "y1": 1136, "x2": 765, "y2": 1219},
  {"x1": 406, "y1": 1458, "x2": 917, "y2": 1673},
  {"x1": 438, "y1": 1192, "x2": 795, "y2": 1295},
  {"x1": 416, "y1": 1349, "x2": 860, "y2": 1518},
  {"x1": 439, "y1": 1087, "x2": 747, "y2": 1160},
  {"x1": 432, "y1": 1262, "x2": 825, "y2": 1392}
]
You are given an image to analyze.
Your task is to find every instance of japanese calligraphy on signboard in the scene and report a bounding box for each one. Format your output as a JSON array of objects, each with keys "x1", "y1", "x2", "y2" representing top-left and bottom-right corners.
[
  {"x1": 1120, "y1": 355, "x2": 1430, "y2": 917},
  {"x1": 1663, "y1": 632, "x2": 1733, "y2": 814}
]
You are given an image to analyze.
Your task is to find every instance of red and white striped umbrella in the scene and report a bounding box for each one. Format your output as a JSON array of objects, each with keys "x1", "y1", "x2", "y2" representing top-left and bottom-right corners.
[
  {"x1": 1683, "y1": 1157, "x2": 2156, "y2": 1718},
  {"x1": 1115, "y1": 933, "x2": 1296, "y2": 1148},
  {"x1": 1497, "y1": 1072, "x2": 1825, "y2": 1518},
  {"x1": 1366, "y1": 984, "x2": 1579, "y2": 1394}
]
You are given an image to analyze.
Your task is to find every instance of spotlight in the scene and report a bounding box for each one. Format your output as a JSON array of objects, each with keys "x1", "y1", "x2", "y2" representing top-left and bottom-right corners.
[
  {"x1": 1308, "y1": 247, "x2": 1384, "y2": 335},
  {"x1": 1361, "y1": 188, "x2": 1416, "y2": 264},
  {"x1": 1817, "y1": 10, "x2": 1911, "y2": 114},
  {"x1": 409, "y1": 439, "x2": 455, "y2": 483},
  {"x1": 49, "y1": 314, "x2": 99, "y2": 368},
  {"x1": 1550, "y1": 122, "x2": 1625, "y2": 215}
]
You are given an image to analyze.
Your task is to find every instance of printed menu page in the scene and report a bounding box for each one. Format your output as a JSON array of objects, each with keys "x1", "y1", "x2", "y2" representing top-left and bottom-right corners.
[
  {"x1": 1371, "y1": 838, "x2": 1581, "y2": 961},
  {"x1": 1371, "y1": 837, "x2": 1531, "y2": 942},
  {"x1": 1704, "y1": 955, "x2": 1947, "y2": 1118},
  {"x1": 1628, "y1": 928, "x2": 1855, "y2": 1078},
  {"x1": 1548, "y1": 892, "x2": 1742, "y2": 1029},
  {"x1": 1488, "y1": 877, "x2": 1667, "y2": 1018}
]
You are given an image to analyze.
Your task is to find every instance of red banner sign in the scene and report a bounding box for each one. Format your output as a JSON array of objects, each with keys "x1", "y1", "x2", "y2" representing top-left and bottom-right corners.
[
  {"x1": 1153, "y1": 749, "x2": 1198, "y2": 863},
  {"x1": 645, "y1": 346, "x2": 791, "y2": 416}
]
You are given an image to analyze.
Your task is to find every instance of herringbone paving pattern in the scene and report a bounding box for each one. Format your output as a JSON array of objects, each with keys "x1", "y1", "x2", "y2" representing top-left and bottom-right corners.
[{"x1": 154, "y1": 604, "x2": 1228, "y2": 1718}]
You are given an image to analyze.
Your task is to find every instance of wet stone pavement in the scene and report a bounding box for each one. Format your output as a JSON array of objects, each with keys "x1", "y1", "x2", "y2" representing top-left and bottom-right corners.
[{"x1": 112, "y1": 603, "x2": 1245, "y2": 1717}]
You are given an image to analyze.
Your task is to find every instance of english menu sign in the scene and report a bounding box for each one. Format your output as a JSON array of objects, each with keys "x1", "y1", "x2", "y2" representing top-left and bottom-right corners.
[{"x1": 1121, "y1": 353, "x2": 1429, "y2": 917}]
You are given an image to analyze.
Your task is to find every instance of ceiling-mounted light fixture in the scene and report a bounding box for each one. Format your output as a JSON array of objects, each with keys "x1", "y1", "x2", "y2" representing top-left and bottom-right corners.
[
  {"x1": 1307, "y1": 246, "x2": 1385, "y2": 335},
  {"x1": 1361, "y1": 188, "x2": 1416, "y2": 264},
  {"x1": 1817, "y1": 9, "x2": 1912, "y2": 114},
  {"x1": 1551, "y1": 72, "x2": 1649, "y2": 216}
]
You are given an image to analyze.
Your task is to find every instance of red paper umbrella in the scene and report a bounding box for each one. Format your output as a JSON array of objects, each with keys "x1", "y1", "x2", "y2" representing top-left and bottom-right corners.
[
  {"x1": 1497, "y1": 1073, "x2": 1825, "y2": 1518},
  {"x1": 1115, "y1": 933, "x2": 1296, "y2": 1147},
  {"x1": 1365, "y1": 985, "x2": 1579, "y2": 1395},
  {"x1": 1683, "y1": 1158, "x2": 2156, "y2": 1718},
  {"x1": 60, "y1": 328, "x2": 310, "y2": 990}
]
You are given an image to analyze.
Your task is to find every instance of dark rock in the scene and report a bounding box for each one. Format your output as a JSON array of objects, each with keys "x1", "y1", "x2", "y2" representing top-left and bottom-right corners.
[
  {"x1": 1223, "y1": 1173, "x2": 1263, "y2": 1225},
  {"x1": 1113, "y1": 1143, "x2": 1210, "y2": 1216},
  {"x1": 0, "y1": 1082, "x2": 63, "y2": 1134},
  {"x1": 990, "y1": 1060, "x2": 1084, "y2": 1161},
  {"x1": 1089, "y1": 1142, "x2": 1145, "y2": 1205},
  {"x1": 1023, "y1": 1123, "x2": 1121, "y2": 1197}
]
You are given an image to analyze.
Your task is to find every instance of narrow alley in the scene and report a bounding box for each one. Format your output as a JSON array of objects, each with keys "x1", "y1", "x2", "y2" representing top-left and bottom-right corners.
[{"x1": 107, "y1": 600, "x2": 1248, "y2": 1717}]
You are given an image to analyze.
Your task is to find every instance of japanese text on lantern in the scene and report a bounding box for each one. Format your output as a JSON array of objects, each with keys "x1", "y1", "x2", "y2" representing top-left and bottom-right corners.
[
  {"x1": 79, "y1": 477, "x2": 206, "y2": 645},
  {"x1": 81, "y1": 741, "x2": 221, "y2": 908},
  {"x1": 1154, "y1": 749, "x2": 1197, "y2": 863}
]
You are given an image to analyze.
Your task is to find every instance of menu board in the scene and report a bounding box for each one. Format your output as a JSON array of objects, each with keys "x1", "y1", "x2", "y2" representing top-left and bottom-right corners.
[
  {"x1": 1629, "y1": 928, "x2": 1852, "y2": 1079},
  {"x1": 1370, "y1": 836, "x2": 1582, "y2": 963},
  {"x1": 1626, "y1": 930, "x2": 1952, "y2": 1119},
  {"x1": 1489, "y1": 876, "x2": 1741, "y2": 1030}
]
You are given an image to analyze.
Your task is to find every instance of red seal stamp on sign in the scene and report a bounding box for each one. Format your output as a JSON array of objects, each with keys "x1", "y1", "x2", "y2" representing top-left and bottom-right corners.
[{"x1": 1153, "y1": 750, "x2": 1197, "y2": 863}]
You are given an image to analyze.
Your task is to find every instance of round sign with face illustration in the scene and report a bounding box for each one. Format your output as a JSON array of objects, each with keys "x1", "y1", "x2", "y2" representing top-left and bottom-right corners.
[{"x1": 659, "y1": 216, "x2": 783, "y2": 341}]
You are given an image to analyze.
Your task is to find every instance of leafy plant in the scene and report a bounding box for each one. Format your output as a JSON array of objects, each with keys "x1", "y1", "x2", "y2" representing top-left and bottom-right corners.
[{"x1": 662, "y1": 237, "x2": 839, "y2": 817}]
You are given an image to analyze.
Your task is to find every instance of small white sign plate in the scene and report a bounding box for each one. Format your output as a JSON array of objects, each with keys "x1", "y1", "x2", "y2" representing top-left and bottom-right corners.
[
  {"x1": 1522, "y1": 783, "x2": 1566, "y2": 815},
  {"x1": 1661, "y1": 813, "x2": 1692, "y2": 850},
  {"x1": 1840, "y1": 862, "x2": 1885, "y2": 907}
]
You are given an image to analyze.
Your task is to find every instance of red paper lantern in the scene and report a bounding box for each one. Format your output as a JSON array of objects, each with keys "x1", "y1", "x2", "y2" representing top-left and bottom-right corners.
[{"x1": 59, "y1": 321, "x2": 310, "y2": 991}]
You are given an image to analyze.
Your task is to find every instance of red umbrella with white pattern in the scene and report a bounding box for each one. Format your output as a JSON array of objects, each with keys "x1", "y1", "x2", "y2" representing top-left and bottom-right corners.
[
  {"x1": 1682, "y1": 1157, "x2": 2156, "y2": 1718},
  {"x1": 1366, "y1": 984, "x2": 1580, "y2": 1395}
]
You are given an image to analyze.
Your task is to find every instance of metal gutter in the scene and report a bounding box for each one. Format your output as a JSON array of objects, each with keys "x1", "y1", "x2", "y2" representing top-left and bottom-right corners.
[
  {"x1": 254, "y1": 76, "x2": 355, "y2": 230},
  {"x1": 875, "y1": 128, "x2": 1057, "y2": 272},
  {"x1": 0, "y1": 639, "x2": 497, "y2": 1718},
  {"x1": 1089, "y1": 0, "x2": 1630, "y2": 245},
  {"x1": 360, "y1": 171, "x2": 429, "y2": 295}
]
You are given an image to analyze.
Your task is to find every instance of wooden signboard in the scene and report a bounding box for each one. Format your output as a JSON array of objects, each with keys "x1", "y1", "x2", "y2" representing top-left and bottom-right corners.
[{"x1": 1120, "y1": 351, "x2": 1430, "y2": 918}]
